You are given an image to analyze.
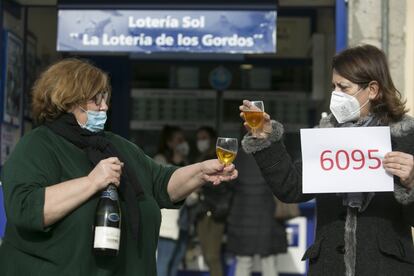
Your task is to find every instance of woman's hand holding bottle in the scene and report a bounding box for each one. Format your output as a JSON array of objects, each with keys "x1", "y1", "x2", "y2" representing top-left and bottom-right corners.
[{"x1": 88, "y1": 157, "x2": 124, "y2": 191}]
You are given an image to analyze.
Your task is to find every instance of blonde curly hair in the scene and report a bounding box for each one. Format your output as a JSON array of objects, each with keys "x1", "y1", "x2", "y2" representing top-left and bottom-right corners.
[{"x1": 32, "y1": 58, "x2": 111, "y2": 123}]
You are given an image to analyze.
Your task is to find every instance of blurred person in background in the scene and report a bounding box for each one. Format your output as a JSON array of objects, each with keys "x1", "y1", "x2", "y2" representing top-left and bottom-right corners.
[
  {"x1": 0, "y1": 59, "x2": 238, "y2": 276},
  {"x1": 154, "y1": 125, "x2": 192, "y2": 276},
  {"x1": 193, "y1": 126, "x2": 233, "y2": 276},
  {"x1": 226, "y1": 130, "x2": 287, "y2": 276},
  {"x1": 240, "y1": 45, "x2": 414, "y2": 275}
]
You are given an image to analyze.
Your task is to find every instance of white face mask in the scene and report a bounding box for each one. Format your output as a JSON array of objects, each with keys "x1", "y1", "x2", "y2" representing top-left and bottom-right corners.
[
  {"x1": 197, "y1": 139, "x2": 210, "y2": 153},
  {"x1": 329, "y1": 90, "x2": 369, "y2": 123},
  {"x1": 175, "y1": 142, "x2": 190, "y2": 156}
]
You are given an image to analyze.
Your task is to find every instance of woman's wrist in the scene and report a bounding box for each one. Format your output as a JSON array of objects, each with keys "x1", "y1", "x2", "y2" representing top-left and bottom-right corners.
[
  {"x1": 394, "y1": 182, "x2": 414, "y2": 205},
  {"x1": 197, "y1": 162, "x2": 207, "y2": 183},
  {"x1": 84, "y1": 176, "x2": 100, "y2": 194},
  {"x1": 242, "y1": 120, "x2": 284, "y2": 154}
]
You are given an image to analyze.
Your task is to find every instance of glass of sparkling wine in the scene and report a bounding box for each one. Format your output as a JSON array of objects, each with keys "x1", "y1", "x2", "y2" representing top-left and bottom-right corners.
[
  {"x1": 244, "y1": 101, "x2": 265, "y2": 137},
  {"x1": 216, "y1": 137, "x2": 238, "y2": 166}
]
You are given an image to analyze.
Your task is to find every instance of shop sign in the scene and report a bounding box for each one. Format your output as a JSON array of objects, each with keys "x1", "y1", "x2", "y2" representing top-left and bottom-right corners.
[{"x1": 57, "y1": 9, "x2": 276, "y2": 53}]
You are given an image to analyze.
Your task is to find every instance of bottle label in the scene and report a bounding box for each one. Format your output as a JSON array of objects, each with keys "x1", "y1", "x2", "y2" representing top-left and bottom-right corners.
[
  {"x1": 101, "y1": 189, "x2": 118, "y2": 201},
  {"x1": 108, "y1": 213, "x2": 120, "y2": 223},
  {"x1": 94, "y1": 226, "x2": 120, "y2": 250}
]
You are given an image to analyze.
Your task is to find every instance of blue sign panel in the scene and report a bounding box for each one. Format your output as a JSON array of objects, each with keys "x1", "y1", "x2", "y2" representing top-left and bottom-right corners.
[
  {"x1": 209, "y1": 66, "x2": 232, "y2": 90},
  {"x1": 57, "y1": 10, "x2": 276, "y2": 53},
  {"x1": 286, "y1": 223, "x2": 299, "y2": 247}
]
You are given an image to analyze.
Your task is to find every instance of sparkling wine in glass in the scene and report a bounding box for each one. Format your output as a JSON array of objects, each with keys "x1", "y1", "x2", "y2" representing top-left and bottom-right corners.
[
  {"x1": 216, "y1": 137, "x2": 238, "y2": 165},
  {"x1": 244, "y1": 101, "x2": 265, "y2": 137}
]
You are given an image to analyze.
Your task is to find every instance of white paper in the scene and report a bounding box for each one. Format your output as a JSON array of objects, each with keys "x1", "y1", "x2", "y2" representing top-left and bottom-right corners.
[{"x1": 300, "y1": 127, "x2": 393, "y2": 193}]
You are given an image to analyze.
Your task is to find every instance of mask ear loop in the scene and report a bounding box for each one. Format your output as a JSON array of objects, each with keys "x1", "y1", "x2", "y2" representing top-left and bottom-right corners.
[
  {"x1": 356, "y1": 98, "x2": 370, "y2": 112},
  {"x1": 350, "y1": 86, "x2": 364, "y2": 97},
  {"x1": 347, "y1": 88, "x2": 371, "y2": 118},
  {"x1": 77, "y1": 106, "x2": 88, "y2": 127}
]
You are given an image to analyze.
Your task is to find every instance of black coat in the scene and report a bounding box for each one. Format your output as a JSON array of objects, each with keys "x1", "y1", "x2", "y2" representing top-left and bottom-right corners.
[
  {"x1": 226, "y1": 150, "x2": 287, "y2": 256},
  {"x1": 244, "y1": 116, "x2": 414, "y2": 275}
]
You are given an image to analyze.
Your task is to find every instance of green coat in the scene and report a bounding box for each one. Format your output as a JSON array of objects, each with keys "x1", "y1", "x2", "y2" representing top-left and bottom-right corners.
[{"x1": 0, "y1": 126, "x2": 180, "y2": 275}]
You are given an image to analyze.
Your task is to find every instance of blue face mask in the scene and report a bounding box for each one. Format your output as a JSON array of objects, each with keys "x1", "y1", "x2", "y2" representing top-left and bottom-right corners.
[{"x1": 79, "y1": 107, "x2": 107, "y2": 132}]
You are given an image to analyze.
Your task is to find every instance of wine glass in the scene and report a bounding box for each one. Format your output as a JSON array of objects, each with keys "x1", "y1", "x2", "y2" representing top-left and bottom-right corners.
[
  {"x1": 244, "y1": 101, "x2": 265, "y2": 137},
  {"x1": 216, "y1": 137, "x2": 238, "y2": 165}
]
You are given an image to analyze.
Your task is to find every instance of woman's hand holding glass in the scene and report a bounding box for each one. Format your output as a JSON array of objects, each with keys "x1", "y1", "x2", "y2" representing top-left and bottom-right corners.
[
  {"x1": 199, "y1": 159, "x2": 238, "y2": 185},
  {"x1": 239, "y1": 100, "x2": 272, "y2": 138},
  {"x1": 198, "y1": 137, "x2": 238, "y2": 185}
]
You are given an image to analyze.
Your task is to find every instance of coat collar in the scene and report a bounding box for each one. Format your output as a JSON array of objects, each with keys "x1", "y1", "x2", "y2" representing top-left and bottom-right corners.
[{"x1": 319, "y1": 114, "x2": 414, "y2": 138}]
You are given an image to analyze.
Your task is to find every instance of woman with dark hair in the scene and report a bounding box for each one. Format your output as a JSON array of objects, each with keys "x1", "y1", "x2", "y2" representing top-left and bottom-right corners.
[
  {"x1": 0, "y1": 59, "x2": 237, "y2": 276},
  {"x1": 240, "y1": 45, "x2": 414, "y2": 275},
  {"x1": 155, "y1": 126, "x2": 189, "y2": 166}
]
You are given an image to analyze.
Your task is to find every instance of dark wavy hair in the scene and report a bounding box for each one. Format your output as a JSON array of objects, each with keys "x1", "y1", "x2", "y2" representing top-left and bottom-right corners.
[
  {"x1": 157, "y1": 125, "x2": 183, "y2": 163},
  {"x1": 332, "y1": 44, "x2": 407, "y2": 124},
  {"x1": 196, "y1": 126, "x2": 217, "y2": 141},
  {"x1": 196, "y1": 126, "x2": 217, "y2": 161}
]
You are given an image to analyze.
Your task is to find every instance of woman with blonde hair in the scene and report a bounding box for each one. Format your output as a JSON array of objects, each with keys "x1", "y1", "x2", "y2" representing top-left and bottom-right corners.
[{"x1": 0, "y1": 58, "x2": 237, "y2": 276}]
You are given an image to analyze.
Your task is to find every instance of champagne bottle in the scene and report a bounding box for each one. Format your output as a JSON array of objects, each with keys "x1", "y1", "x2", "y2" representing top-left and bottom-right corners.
[{"x1": 93, "y1": 184, "x2": 121, "y2": 256}]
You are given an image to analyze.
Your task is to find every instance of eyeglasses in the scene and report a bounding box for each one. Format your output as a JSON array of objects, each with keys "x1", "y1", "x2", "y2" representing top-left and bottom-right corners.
[{"x1": 91, "y1": 91, "x2": 109, "y2": 106}]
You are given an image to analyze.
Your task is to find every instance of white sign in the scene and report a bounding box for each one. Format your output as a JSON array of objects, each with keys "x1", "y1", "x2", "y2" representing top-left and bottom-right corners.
[{"x1": 300, "y1": 127, "x2": 393, "y2": 193}]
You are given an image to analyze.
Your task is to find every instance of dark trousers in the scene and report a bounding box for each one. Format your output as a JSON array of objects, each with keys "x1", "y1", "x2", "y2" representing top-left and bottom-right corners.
[{"x1": 196, "y1": 215, "x2": 225, "y2": 276}]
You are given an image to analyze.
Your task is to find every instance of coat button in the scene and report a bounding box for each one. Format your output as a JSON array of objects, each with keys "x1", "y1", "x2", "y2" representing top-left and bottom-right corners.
[{"x1": 336, "y1": 245, "x2": 345, "y2": 254}]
